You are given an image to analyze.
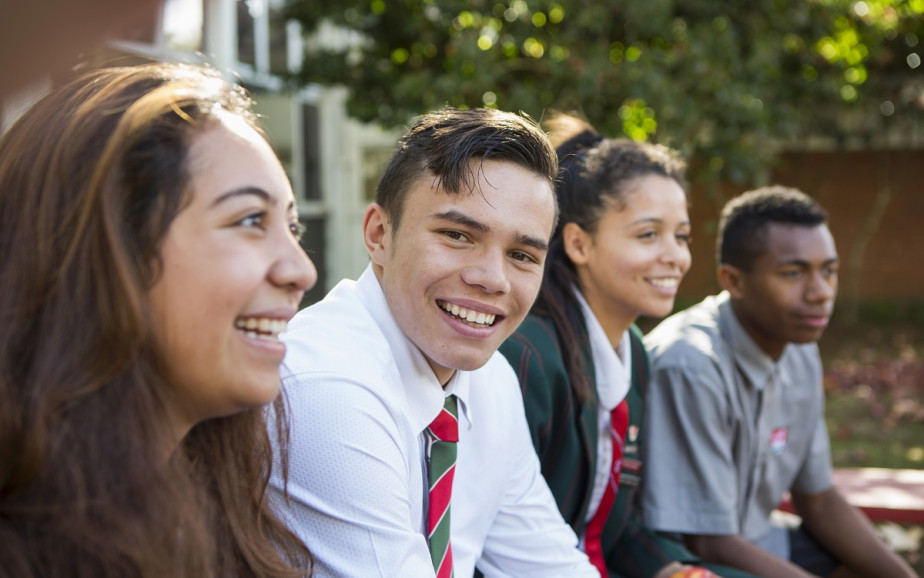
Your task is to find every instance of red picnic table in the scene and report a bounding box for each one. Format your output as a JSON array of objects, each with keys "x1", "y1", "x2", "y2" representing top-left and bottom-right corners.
[{"x1": 779, "y1": 468, "x2": 924, "y2": 525}]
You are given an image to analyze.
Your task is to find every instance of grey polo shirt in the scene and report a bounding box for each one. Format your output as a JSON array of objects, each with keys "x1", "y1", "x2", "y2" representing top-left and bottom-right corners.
[{"x1": 640, "y1": 292, "x2": 832, "y2": 544}]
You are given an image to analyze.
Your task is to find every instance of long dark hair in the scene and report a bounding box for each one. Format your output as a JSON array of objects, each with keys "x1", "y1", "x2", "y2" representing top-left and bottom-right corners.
[
  {"x1": 0, "y1": 63, "x2": 312, "y2": 577},
  {"x1": 533, "y1": 113, "x2": 688, "y2": 403}
]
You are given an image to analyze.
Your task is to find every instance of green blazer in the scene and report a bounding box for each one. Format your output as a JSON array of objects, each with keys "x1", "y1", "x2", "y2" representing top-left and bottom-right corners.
[
  {"x1": 500, "y1": 310, "x2": 693, "y2": 577},
  {"x1": 497, "y1": 307, "x2": 759, "y2": 578}
]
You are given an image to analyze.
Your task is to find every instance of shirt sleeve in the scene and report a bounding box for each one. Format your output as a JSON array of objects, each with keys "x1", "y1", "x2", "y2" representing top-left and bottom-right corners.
[
  {"x1": 791, "y1": 393, "x2": 833, "y2": 495},
  {"x1": 475, "y1": 363, "x2": 599, "y2": 578},
  {"x1": 270, "y1": 372, "x2": 435, "y2": 578},
  {"x1": 641, "y1": 360, "x2": 741, "y2": 536}
]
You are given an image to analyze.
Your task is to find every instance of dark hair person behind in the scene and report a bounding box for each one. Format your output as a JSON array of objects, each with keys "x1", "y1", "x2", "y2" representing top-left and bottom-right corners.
[{"x1": 0, "y1": 63, "x2": 317, "y2": 577}]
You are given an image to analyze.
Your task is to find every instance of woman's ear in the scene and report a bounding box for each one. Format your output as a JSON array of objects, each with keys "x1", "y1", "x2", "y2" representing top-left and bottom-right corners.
[
  {"x1": 562, "y1": 222, "x2": 591, "y2": 266},
  {"x1": 363, "y1": 203, "x2": 390, "y2": 266}
]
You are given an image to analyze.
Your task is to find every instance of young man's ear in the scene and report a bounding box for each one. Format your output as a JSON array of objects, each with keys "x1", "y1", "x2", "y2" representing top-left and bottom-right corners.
[
  {"x1": 717, "y1": 263, "x2": 747, "y2": 299},
  {"x1": 562, "y1": 222, "x2": 591, "y2": 266},
  {"x1": 363, "y1": 203, "x2": 390, "y2": 267}
]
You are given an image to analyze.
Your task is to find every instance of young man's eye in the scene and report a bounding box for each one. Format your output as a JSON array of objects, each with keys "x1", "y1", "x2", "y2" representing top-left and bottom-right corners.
[
  {"x1": 509, "y1": 250, "x2": 538, "y2": 264},
  {"x1": 441, "y1": 230, "x2": 468, "y2": 242}
]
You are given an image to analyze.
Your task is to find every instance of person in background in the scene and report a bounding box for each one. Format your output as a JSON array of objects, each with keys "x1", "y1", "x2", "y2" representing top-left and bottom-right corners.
[
  {"x1": 0, "y1": 62, "x2": 317, "y2": 577},
  {"x1": 500, "y1": 113, "x2": 752, "y2": 578},
  {"x1": 272, "y1": 106, "x2": 599, "y2": 577},
  {"x1": 642, "y1": 187, "x2": 916, "y2": 578}
]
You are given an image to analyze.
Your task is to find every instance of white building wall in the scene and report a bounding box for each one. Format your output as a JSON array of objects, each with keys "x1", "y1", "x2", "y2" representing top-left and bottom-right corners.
[{"x1": 318, "y1": 86, "x2": 399, "y2": 285}]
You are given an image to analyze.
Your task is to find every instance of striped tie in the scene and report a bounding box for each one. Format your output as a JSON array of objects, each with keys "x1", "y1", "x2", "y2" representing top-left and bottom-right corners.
[
  {"x1": 584, "y1": 398, "x2": 629, "y2": 576},
  {"x1": 426, "y1": 395, "x2": 459, "y2": 578}
]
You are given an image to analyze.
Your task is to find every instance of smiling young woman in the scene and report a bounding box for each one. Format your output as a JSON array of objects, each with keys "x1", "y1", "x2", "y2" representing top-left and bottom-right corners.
[{"x1": 0, "y1": 63, "x2": 316, "y2": 577}]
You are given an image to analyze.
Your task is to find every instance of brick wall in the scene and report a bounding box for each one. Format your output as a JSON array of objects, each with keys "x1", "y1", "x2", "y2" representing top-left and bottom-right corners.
[{"x1": 678, "y1": 149, "x2": 924, "y2": 305}]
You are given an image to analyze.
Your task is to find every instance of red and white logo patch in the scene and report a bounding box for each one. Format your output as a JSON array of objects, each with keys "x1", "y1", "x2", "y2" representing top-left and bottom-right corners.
[{"x1": 769, "y1": 427, "x2": 789, "y2": 455}]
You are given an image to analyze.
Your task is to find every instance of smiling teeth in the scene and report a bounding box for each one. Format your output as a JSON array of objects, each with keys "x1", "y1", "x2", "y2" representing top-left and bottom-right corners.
[
  {"x1": 649, "y1": 278, "x2": 679, "y2": 289},
  {"x1": 438, "y1": 300, "x2": 496, "y2": 327},
  {"x1": 235, "y1": 317, "x2": 288, "y2": 341}
]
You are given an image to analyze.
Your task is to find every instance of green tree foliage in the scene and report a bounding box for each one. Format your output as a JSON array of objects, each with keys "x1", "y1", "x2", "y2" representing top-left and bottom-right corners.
[{"x1": 285, "y1": 0, "x2": 923, "y2": 184}]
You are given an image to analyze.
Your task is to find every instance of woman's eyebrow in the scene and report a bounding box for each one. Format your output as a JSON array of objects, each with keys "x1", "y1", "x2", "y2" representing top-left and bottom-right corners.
[{"x1": 211, "y1": 186, "x2": 275, "y2": 207}]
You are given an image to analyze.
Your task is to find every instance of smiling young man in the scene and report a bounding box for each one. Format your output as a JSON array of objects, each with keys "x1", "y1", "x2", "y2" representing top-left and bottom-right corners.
[
  {"x1": 271, "y1": 107, "x2": 599, "y2": 577},
  {"x1": 641, "y1": 187, "x2": 916, "y2": 578}
]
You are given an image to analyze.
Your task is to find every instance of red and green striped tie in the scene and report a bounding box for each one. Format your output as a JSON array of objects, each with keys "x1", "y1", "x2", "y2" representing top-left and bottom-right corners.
[{"x1": 426, "y1": 395, "x2": 459, "y2": 578}]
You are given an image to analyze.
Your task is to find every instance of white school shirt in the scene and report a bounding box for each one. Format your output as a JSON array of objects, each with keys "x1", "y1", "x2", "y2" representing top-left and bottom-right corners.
[
  {"x1": 573, "y1": 287, "x2": 631, "y2": 527},
  {"x1": 271, "y1": 265, "x2": 597, "y2": 578}
]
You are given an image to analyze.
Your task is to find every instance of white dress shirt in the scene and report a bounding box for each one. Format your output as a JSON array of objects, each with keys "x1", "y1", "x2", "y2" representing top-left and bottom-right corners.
[{"x1": 271, "y1": 265, "x2": 597, "y2": 577}]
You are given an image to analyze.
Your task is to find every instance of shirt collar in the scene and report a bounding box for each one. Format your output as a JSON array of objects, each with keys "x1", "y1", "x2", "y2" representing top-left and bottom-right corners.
[
  {"x1": 573, "y1": 286, "x2": 631, "y2": 410},
  {"x1": 717, "y1": 291, "x2": 791, "y2": 390},
  {"x1": 355, "y1": 264, "x2": 474, "y2": 434},
  {"x1": 441, "y1": 370, "x2": 473, "y2": 432}
]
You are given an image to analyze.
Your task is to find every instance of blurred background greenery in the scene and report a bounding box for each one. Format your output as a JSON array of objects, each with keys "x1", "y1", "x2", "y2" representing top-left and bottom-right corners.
[
  {"x1": 822, "y1": 322, "x2": 923, "y2": 469},
  {"x1": 284, "y1": 0, "x2": 924, "y2": 187}
]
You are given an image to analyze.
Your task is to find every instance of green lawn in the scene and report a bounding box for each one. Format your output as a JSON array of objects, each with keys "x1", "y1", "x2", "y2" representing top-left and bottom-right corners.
[
  {"x1": 826, "y1": 394, "x2": 924, "y2": 469},
  {"x1": 821, "y1": 322, "x2": 924, "y2": 469},
  {"x1": 819, "y1": 322, "x2": 923, "y2": 572}
]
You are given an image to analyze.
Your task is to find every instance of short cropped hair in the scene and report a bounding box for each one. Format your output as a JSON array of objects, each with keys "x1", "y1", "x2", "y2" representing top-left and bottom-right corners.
[
  {"x1": 717, "y1": 186, "x2": 828, "y2": 270},
  {"x1": 374, "y1": 107, "x2": 558, "y2": 230}
]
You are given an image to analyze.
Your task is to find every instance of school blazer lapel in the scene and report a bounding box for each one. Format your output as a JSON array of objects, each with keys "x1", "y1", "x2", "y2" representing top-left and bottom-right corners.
[{"x1": 566, "y1": 303, "x2": 601, "y2": 530}]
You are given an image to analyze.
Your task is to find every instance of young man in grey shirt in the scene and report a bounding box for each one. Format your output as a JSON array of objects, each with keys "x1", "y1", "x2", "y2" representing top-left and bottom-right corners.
[{"x1": 642, "y1": 187, "x2": 915, "y2": 578}]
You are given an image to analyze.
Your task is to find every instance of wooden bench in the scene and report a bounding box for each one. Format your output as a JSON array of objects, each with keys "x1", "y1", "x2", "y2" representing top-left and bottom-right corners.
[{"x1": 779, "y1": 467, "x2": 924, "y2": 525}]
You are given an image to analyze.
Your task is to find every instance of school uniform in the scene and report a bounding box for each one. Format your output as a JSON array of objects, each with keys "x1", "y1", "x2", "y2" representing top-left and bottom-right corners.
[
  {"x1": 270, "y1": 265, "x2": 598, "y2": 577},
  {"x1": 642, "y1": 291, "x2": 832, "y2": 559},
  {"x1": 500, "y1": 296, "x2": 752, "y2": 577}
]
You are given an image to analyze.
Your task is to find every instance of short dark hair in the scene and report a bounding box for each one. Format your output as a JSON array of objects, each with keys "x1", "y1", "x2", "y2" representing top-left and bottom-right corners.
[
  {"x1": 374, "y1": 107, "x2": 558, "y2": 229},
  {"x1": 717, "y1": 186, "x2": 828, "y2": 270}
]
